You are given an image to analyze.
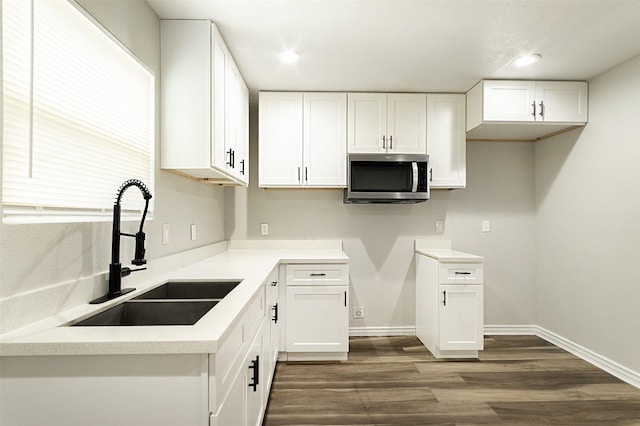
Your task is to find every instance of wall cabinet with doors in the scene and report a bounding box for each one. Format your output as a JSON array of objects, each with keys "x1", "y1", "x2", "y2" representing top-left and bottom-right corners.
[
  {"x1": 415, "y1": 244, "x2": 484, "y2": 359},
  {"x1": 259, "y1": 92, "x2": 347, "y2": 188},
  {"x1": 160, "y1": 20, "x2": 249, "y2": 186},
  {"x1": 347, "y1": 93, "x2": 427, "y2": 154},
  {"x1": 282, "y1": 263, "x2": 349, "y2": 361},
  {"x1": 426, "y1": 94, "x2": 466, "y2": 189},
  {"x1": 466, "y1": 80, "x2": 588, "y2": 141}
]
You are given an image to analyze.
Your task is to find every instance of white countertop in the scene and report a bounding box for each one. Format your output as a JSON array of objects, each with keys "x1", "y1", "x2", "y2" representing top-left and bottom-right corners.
[
  {"x1": 0, "y1": 244, "x2": 348, "y2": 357},
  {"x1": 415, "y1": 249, "x2": 483, "y2": 263},
  {"x1": 414, "y1": 239, "x2": 483, "y2": 263}
]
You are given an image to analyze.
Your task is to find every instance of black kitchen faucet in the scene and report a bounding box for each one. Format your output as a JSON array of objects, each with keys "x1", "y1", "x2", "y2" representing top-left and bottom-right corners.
[{"x1": 90, "y1": 179, "x2": 153, "y2": 304}]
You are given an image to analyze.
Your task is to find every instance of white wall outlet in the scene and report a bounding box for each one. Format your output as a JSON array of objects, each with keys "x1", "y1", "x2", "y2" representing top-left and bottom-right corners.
[
  {"x1": 162, "y1": 223, "x2": 170, "y2": 245},
  {"x1": 260, "y1": 223, "x2": 269, "y2": 236},
  {"x1": 190, "y1": 224, "x2": 197, "y2": 241},
  {"x1": 353, "y1": 306, "x2": 365, "y2": 319},
  {"x1": 435, "y1": 220, "x2": 445, "y2": 233},
  {"x1": 482, "y1": 220, "x2": 491, "y2": 233}
]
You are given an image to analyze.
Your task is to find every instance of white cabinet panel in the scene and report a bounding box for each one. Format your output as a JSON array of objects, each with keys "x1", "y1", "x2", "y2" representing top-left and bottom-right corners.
[
  {"x1": 483, "y1": 80, "x2": 537, "y2": 122},
  {"x1": 347, "y1": 93, "x2": 387, "y2": 153},
  {"x1": 536, "y1": 81, "x2": 588, "y2": 122},
  {"x1": 387, "y1": 93, "x2": 427, "y2": 153},
  {"x1": 286, "y1": 285, "x2": 349, "y2": 353},
  {"x1": 439, "y1": 284, "x2": 484, "y2": 351},
  {"x1": 258, "y1": 92, "x2": 303, "y2": 186},
  {"x1": 304, "y1": 93, "x2": 347, "y2": 186},
  {"x1": 426, "y1": 94, "x2": 466, "y2": 189}
]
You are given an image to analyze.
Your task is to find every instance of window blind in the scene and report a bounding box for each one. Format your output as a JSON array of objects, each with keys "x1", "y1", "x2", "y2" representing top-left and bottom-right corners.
[{"x1": 2, "y1": 0, "x2": 154, "y2": 223}]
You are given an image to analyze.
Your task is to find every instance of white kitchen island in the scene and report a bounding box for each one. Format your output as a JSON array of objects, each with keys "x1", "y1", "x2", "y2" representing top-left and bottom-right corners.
[{"x1": 0, "y1": 240, "x2": 349, "y2": 426}]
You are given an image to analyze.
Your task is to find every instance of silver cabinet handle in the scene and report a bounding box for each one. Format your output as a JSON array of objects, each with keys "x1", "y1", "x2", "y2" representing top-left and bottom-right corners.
[
  {"x1": 389, "y1": 135, "x2": 393, "y2": 150},
  {"x1": 309, "y1": 273, "x2": 326, "y2": 277},
  {"x1": 531, "y1": 101, "x2": 536, "y2": 117},
  {"x1": 454, "y1": 271, "x2": 471, "y2": 275},
  {"x1": 443, "y1": 290, "x2": 447, "y2": 306},
  {"x1": 539, "y1": 101, "x2": 544, "y2": 118},
  {"x1": 305, "y1": 166, "x2": 308, "y2": 182},
  {"x1": 297, "y1": 166, "x2": 301, "y2": 183},
  {"x1": 382, "y1": 135, "x2": 386, "y2": 149}
]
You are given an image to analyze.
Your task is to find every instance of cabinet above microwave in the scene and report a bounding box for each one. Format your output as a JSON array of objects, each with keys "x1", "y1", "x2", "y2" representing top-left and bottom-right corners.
[{"x1": 466, "y1": 80, "x2": 588, "y2": 142}]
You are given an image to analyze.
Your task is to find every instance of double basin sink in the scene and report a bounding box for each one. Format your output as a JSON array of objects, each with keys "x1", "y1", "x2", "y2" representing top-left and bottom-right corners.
[{"x1": 71, "y1": 280, "x2": 241, "y2": 327}]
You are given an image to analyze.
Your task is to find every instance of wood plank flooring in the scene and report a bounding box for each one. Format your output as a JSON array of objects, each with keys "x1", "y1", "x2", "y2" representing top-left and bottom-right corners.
[{"x1": 263, "y1": 335, "x2": 640, "y2": 425}]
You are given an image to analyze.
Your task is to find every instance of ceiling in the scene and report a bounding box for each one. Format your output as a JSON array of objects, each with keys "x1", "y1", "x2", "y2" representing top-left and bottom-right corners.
[{"x1": 146, "y1": 0, "x2": 640, "y2": 103}]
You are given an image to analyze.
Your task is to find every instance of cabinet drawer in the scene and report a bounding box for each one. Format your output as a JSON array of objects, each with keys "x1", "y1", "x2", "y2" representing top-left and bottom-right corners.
[
  {"x1": 286, "y1": 264, "x2": 348, "y2": 286},
  {"x1": 439, "y1": 263, "x2": 483, "y2": 284}
]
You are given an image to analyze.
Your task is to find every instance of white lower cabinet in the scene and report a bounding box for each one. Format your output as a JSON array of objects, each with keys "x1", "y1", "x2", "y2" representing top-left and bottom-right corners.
[
  {"x1": 416, "y1": 255, "x2": 484, "y2": 358},
  {"x1": 283, "y1": 264, "x2": 349, "y2": 360}
]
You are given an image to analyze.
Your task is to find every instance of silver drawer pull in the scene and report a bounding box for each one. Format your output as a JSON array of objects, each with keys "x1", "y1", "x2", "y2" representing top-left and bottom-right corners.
[
  {"x1": 309, "y1": 273, "x2": 327, "y2": 277},
  {"x1": 454, "y1": 272, "x2": 471, "y2": 275}
]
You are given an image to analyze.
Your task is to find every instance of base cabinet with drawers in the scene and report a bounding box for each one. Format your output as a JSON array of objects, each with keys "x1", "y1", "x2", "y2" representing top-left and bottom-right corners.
[
  {"x1": 281, "y1": 263, "x2": 350, "y2": 361},
  {"x1": 416, "y1": 251, "x2": 484, "y2": 359}
]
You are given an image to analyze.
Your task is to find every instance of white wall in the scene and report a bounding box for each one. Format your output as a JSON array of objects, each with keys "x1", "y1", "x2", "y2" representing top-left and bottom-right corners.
[
  {"x1": 226, "y1": 108, "x2": 537, "y2": 329},
  {"x1": 535, "y1": 55, "x2": 640, "y2": 373},
  {"x1": 0, "y1": 1, "x2": 224, "y2": 320}
]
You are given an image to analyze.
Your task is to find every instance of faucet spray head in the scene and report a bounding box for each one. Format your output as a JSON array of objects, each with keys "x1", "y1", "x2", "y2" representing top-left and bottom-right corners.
[{"x1": 115, "y1": 179, "x2": 153, "y2": 205}]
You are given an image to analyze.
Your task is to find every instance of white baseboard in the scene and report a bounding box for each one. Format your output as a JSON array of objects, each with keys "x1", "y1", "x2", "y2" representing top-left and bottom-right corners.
[
  {"x1": 485, "y1": 324, "x2": 640, "y2": 389},
  {"x1": 349, "y1": 326, "x2": 416, "y2": 337}
]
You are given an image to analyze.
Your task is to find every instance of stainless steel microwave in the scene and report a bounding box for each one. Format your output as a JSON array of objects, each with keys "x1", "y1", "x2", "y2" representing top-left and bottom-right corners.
[{"x1": 344, "y1": 153, "x2": 430, "y2": 203}]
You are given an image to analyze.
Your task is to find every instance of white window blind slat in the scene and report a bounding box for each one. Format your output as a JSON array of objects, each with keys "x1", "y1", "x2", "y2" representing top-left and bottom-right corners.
[{"x1": 2, "y1": 0, "x2": 154, "y2": 223}]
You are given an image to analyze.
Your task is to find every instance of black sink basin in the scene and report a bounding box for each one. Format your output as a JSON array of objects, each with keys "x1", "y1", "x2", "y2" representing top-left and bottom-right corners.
[
  {"x1": 71, "y1": 301, "x2": 217, "y2": 326},
  {"x1": 132, "y1": 280, "x2": 241, "y2": 300}
]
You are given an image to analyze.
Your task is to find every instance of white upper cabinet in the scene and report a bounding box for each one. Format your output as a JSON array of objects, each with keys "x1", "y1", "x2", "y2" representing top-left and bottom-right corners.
[
  {"x1": 347, "y1": 93, "x2": 426, "y2": 154},
  {"x1": 259, "y1": 92, "x2": 346, "y2": 188},
  {"x1": 160, "y1": 20, "x2": 249, "y2": 186},
  {"x1": 466, "y1": 80, "x2": 588, "y2": 141},
  {"x1": 426, "y1": 94, "x2": 466, "y2": 189}
]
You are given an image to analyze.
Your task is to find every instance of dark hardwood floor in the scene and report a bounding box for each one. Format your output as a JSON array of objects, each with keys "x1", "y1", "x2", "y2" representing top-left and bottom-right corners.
[{"x1": 263, "y1": 335, "x2": 640, "y2": 425}]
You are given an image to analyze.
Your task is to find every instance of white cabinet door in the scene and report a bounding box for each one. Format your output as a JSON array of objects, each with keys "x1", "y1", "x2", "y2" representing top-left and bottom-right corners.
[
  {"x1": 347, "y1": 93, "x2": 387, "y2": 153},
  {"x1": 439, "y1": 284, "x2": 484, "y2": 351},
  {"x1": 303, "y1": 93, "x2": 347, "y2": 186},
  {"x1": 263, "y1": 273, "x2": 279, "y2": 395},
  {"x1": 536, "y1": 81, "x2": 588, "y2": 122},
  {"x1": 483, "y1": 80, "x2": 537, "y2": 122},
  {"x1": 225, "y1": 60, "x2": 249, "y2": 183},
  {"x1": 258, "y1": 92, "x2": 303, "y2": 186},
  {"x1": 245, "y1": 325, "x2": 264, "y2": 426},
  {"x1": 426, "y1": 94, "x2": 466, "y2": 188},
  {"x1": 387, "y1": 93, "x2": 427, "y2": 153},
  {"x1": 286, "y1": 286, "x2": 349, "y2": 353},
  {"x1": 213, "y1": 367, "x2": 245, "y2": 426}
]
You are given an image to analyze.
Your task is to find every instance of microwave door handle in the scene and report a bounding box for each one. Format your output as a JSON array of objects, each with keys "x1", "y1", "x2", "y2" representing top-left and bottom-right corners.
[{"x1": 412, "y1": 162, "x2": 418, "y2": 192}]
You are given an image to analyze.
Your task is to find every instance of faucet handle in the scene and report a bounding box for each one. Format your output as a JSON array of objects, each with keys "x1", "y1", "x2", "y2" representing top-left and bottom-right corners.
[
  {"x1": 133, "y1": 231, "x2": 147, "y2": 265},
  {"x1": 121, "y1": 266, "x2": 147, "y2": 277}
]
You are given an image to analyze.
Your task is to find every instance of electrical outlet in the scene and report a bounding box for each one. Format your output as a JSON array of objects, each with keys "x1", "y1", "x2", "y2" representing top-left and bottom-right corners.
[
  {"x1": 353, "y1": 306, "x2": 365, "y2": 319},
  {"x1": 435, "y1": 220, "x2": 444, "y2": 233},
  {"x1": 482, "y1": 220, "x2": 491, "y2": 233},
  {"x1": 162, "y1": 223, "x2": 170, "y2": 245},
  {"x1": 260, "y1": 223, "x2": 269, "y2": 236}
]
